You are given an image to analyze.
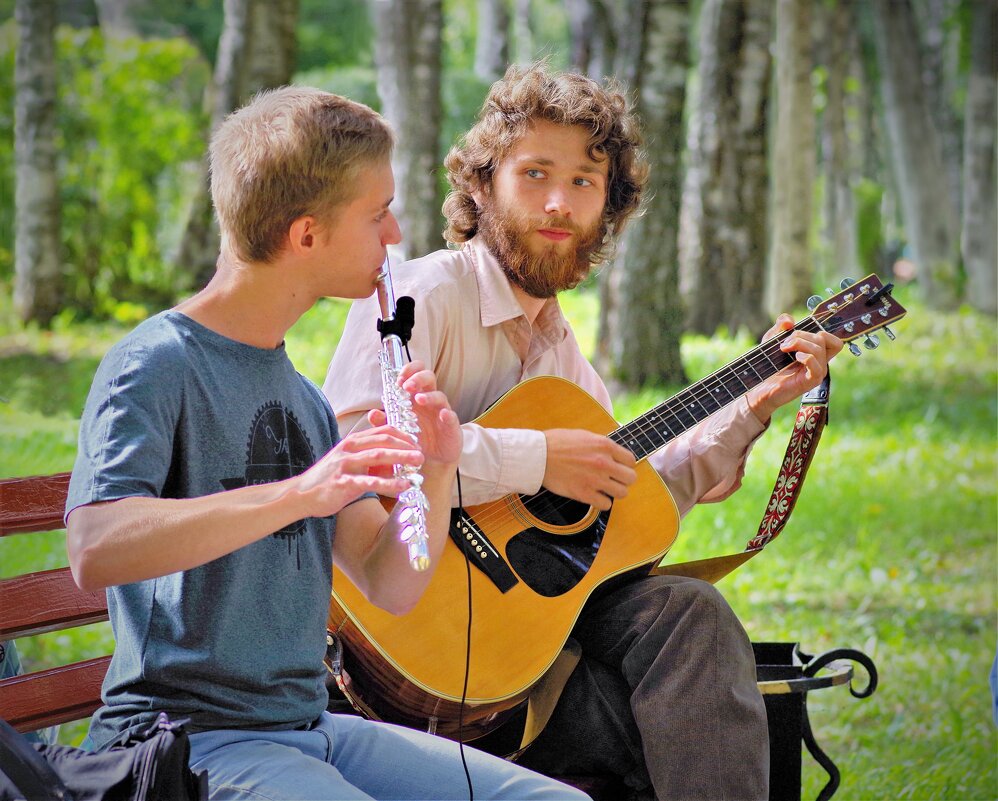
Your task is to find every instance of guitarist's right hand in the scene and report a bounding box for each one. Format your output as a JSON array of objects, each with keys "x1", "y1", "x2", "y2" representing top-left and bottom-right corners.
[{"x1": 543, "y1": 428, "x2": 637, "y2": 510}]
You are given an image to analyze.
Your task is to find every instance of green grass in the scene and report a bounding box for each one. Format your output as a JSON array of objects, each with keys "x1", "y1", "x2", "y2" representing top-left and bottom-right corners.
[{"x1": 1, "y1": 283, "x2": 995, "y2": 800}]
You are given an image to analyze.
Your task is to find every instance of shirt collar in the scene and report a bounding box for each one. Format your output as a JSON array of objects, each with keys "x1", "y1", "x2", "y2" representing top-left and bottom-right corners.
[{"x1": 466, "y1": 237, "x2": 571, "y2": 347}]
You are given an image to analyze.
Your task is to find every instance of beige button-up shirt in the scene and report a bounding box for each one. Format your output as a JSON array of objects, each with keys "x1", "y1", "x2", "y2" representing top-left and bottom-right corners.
[{"x1": 323, "y1": 238, "x2": 767, "y2": 516}]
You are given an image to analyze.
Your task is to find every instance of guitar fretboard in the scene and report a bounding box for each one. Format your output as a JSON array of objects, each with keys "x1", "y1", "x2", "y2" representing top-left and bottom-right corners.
[{"x1": 612, "y1": 319, "x2": 824, "y2": 461}]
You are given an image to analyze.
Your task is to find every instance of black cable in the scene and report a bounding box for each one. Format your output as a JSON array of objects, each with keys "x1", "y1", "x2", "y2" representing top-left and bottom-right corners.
[
  {"x1": 390, "y1": 292, "x2": 472, "y2": 798},
  {"x1": 455, "y1": 469, "x2": 474, "y2": 800}
]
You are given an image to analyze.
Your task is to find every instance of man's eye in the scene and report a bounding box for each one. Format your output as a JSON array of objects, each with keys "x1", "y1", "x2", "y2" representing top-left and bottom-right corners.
[
  {"x1": 574, "y1": 177, "x2": 593, "y2": 187},
  {"x1": 526, "y1": 169, "x2": 544, "y2": 179}
]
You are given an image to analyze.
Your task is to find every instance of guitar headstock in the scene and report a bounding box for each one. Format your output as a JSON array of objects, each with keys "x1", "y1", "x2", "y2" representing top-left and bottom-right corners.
[{"x1": 808, "y1": 275, "x2": 907, "y2": 355}]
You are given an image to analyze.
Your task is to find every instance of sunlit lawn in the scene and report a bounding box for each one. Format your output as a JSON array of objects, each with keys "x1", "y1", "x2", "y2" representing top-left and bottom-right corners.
[{"x1": 1, "y1": 282, "x2": 995, "y2": 800}]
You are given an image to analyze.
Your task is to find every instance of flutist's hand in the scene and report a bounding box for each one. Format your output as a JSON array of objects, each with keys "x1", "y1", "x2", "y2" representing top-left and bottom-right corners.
[
  {"x1": 297, "y1": 425, "x2": 424, "y2": 517},
  {"x1": 367, "y1": 360, "x2": 462, "y2": 473},
  {"x1": 343, "y1": 361, "x2": 462, "y2": 612}
]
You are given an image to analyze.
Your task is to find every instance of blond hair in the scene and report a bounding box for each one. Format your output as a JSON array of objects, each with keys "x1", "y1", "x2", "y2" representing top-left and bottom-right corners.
[
  {"x1": 210, "y1": 86, "x2": 393, "y2": 263},
  {"x1": 443, "y1": 63, "x2": 647, "y2": 254}
]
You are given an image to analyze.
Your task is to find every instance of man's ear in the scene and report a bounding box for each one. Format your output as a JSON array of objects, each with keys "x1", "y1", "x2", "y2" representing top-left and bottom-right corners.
[
  {"x1": 288, "y1": 216, "x2": 318, "y2": 255},
  {"x1": 470, "y1": 181, "x2": 489, "y2": 209}
]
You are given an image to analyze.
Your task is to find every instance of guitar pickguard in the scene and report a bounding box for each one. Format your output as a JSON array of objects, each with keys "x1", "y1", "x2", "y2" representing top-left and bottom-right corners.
[{"x1": 505, "y1": 507, "x2": 610, "y2": 597}]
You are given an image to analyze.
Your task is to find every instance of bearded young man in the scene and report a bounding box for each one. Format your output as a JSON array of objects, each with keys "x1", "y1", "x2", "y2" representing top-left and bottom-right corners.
[{"x1": 324, "y1": 64, "x2": 841, "y2": 801}]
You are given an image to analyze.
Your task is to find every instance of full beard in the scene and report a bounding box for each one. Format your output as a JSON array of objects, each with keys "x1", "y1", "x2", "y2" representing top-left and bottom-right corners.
[{"x1": 477, "y1": 201, "x2": 608, "y2": 299}]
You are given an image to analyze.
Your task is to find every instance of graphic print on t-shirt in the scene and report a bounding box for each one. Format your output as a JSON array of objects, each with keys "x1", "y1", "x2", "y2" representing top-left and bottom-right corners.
[{"x1": 220, "y1": 401, "x2": 316, "y2": 567}]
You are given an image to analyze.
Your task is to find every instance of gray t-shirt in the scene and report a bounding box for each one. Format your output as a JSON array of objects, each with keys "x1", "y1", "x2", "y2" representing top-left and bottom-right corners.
[{"x1": 67, "y1": 311, "x2": 338, "y2": 749}]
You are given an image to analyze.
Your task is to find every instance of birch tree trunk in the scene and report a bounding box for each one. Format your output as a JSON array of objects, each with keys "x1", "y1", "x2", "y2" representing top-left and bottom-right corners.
[
  {"x1": 475, "y1": 0, "x2": 509, "y2": 83},
  {"x1": 587, "y1": 0, "x2": 618, "y2": 80},
  {"x1": 868, "y1": 0, "x2": 961, "y2": 308},
  {"x1": 960, "y1": 0, "x2": 996, "y2": 315},
  {"x1": 852, "y1": 19, "x2": 880, "y2": 184},
  {"x1": 565, "y1": 0, "x2": 595, "y2": 75},
  {"x1": 820, "y1": 0, "x2": 859, "y2": 284},
  {"x1": 14, "y1": 0, "x2": 62, "y2": 325},
  {"x1": 593, "y1": 0, "x2": 648, "y2": 373},
  {"x1": 512, "y1": 0, "x2": 533, "y2": 63},
  {"x1": 914, "y1": 0, "x2": 963, "y2": 218},
  {"x1": 610, "y1": 0, "x2": 647, "y2": 87},
  {"x1": 686, "y1": 0, "x2": 772, "y2": 338},
  {"x1": 94, "y1": 0, "x2": 142, "y2": 37},
  {"x1": 768, "y1": 0, "x2": 815, "y2": 316},
  {"x1": 373, "y1": 0, "x2": 444, "y2": 261},
  {"x1": 177, "y1": 0, "x2": 299, "y2": 287},
  {"x1": 603, "y1": 0, "x2": 690, "y2": 388}
]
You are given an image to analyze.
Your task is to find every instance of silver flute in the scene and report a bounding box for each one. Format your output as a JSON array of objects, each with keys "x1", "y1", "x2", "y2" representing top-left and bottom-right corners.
[{"x1": 377, "y1": 258, "x2": 431, "y2": 571}]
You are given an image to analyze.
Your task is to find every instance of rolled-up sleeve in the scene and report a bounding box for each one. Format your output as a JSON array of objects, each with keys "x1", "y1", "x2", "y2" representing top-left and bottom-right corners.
[
  {"x1": 457, "y1": 423, "x2": 546, "y2": 506},
  {"x1": 324, "y1": 251, "x2": 550, "y2": 508},
  {"x1": 649, "y1": 395, "x2": 768, "y2": 518}
]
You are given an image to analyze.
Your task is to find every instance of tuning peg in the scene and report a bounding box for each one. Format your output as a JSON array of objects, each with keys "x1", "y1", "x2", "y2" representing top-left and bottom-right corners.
[
  {"x1": 839, "y1": 277, "x2": 855, "y2": 289},
  {"x1": 864, "y1": 334, "x2": 880, "y2": 350},
  {"x1": 848, "y1": 342, "x2": 862, "y2": 357},
  {"x1": 883, "y1": 326, "x2": 896, "y2": 341},
  {"x1": 806, "y1": 295, "x2": 823, "y2": 311}
]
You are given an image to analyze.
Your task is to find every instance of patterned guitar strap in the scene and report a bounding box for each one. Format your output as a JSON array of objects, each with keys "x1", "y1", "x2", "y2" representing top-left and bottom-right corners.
[
  {"x1": 515, "y1": 374, "x2": 832, "y2": 755},
  {"x1": 745, "y1": 372, "x2": 831, "y2": 551},
  {"x1": 650, "y1": 371, "x2": 831, "y2": 582}
]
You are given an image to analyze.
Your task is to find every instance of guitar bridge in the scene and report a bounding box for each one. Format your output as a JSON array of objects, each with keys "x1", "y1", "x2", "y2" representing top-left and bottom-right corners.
[{"x1": 449, "y1": 510, "x2": 519, "y2": 593}]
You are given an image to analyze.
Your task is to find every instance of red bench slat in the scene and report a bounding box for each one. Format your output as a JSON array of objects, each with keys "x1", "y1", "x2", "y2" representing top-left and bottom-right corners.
[
  {"x1": 0, "y1": 473, "x2": 71, "y2": 536},
  {"x1": 0, "y1": 656, "x2": 111, "y2": 732},
  {"x1": 0, "y1": 567, "x2": 108, "y2": 639}
]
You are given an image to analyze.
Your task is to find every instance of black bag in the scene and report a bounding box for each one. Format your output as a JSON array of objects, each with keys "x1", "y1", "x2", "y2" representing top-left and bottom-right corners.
[{"x1": 0, "y1": 712, "x2": 208, "y2": 801}]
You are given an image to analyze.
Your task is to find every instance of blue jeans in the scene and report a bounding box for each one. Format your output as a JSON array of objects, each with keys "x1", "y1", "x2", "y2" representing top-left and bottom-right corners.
[{"x1": 188, "y1": 711, "x2": 589, "y2": 800}]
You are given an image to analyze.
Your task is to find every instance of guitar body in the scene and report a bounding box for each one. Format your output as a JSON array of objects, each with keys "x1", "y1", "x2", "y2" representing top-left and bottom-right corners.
[{"x1": 328, "y1": 375, "x2": 679, "y2": 739}]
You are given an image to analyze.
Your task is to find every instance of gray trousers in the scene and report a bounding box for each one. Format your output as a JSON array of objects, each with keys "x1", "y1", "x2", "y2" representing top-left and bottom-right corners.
[{"x1": 516, "y1": 574, "x2": 770, "y2": 801}]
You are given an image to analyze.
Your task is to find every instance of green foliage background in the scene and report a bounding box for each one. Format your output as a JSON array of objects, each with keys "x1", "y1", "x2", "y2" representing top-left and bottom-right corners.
[{"x1": 0, "y1": 21, "x2": 209, "y2": 318}]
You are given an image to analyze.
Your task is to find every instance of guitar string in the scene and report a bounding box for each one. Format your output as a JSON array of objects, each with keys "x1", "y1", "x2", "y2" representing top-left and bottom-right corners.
[
  {"x1": 454, "y1": 333, "x2": 796, "y2": 534},
  {"x1": 460, "y1": 303, "x2": 876, "y2": 533},
  {"x1": 463, "y1": 315, "x2": 824, "y2": 530},
  {"x1": 619, "y1": 303, "x2": 891, "y2": 452},
  {"x1": 458, "y1": 324, "x2": 805, "y2": 532},
  {"x1": 617, "y1": 318, "x2": 825, "y2": 454},
  {"x1": 460, "y1": 316, "x2": 830, "y2": 532}
]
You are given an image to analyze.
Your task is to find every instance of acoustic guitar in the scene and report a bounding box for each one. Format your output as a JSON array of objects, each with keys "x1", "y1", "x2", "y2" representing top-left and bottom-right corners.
[{"x1": 327, "y1": 275, "x2": 906, "y2": 740}]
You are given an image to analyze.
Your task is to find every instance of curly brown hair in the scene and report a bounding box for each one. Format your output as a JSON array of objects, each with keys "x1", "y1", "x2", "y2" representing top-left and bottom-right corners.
[{"x1": 443, "y1": 63, "x2": 648, "y2": 259}]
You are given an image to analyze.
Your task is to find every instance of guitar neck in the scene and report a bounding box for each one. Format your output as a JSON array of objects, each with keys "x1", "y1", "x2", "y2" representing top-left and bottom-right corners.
[{"x1": 612, "y1": 318, "x2": 824, "y2": 461}]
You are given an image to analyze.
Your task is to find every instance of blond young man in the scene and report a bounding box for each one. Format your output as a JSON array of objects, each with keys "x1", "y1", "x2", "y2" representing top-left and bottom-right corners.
[
  {"x1": 65, "y1": 86, "x2": 589, "y2": 801},
  {"x1": 326, "y1": 65, "x2": 841, "y2": 800}
]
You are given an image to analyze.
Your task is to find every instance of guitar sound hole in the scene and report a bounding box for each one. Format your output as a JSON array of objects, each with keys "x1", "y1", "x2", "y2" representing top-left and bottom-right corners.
[{"x1": 520, "y1": 491, "x2": 591, "y2": 528}]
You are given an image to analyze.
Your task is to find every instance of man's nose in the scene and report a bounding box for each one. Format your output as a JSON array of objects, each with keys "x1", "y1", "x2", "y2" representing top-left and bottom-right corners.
[
  {"x1": 544, "y1": 185, "x2": 572, "y2": 217},
  {"x1": 383, "y1": 212, "x2": 402, "y2": 245}
]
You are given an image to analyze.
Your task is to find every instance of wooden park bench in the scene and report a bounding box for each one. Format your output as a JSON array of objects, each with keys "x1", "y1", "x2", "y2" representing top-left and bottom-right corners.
[{"x1": 0, "y1": 469, "x2": 877, "y2": 801}]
